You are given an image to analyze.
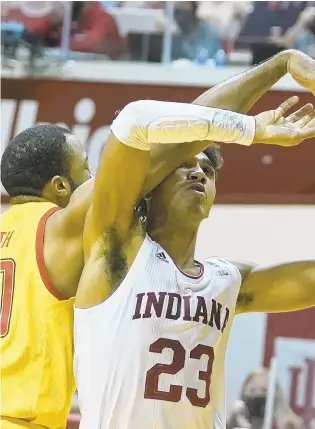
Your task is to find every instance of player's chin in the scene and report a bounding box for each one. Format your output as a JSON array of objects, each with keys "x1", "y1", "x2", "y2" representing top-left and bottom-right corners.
[
  {"x1": 199, "y1": 199, "x2": 213, "y2": 219},
  {"x1": 185, "y1": 199, "x2": 210, "y2": 219}
]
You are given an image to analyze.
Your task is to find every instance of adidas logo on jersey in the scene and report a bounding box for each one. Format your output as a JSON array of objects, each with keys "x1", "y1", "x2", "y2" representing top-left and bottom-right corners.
[
  {"x1": 216, "y1": 269, "x2": 229, "y2": 277},
  {"x1": 156, "y1": 252, "x2": 169, "y2": 263}
]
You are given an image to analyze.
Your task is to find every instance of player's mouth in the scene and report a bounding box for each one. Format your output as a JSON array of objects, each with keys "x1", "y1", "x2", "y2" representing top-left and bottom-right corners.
[{"x1": 186, "y1": 182, "x2": 206, "y2": 197}]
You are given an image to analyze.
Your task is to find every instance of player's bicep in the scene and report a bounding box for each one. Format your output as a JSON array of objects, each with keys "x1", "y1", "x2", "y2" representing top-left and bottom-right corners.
[
  {"x1": 236, "y1": 260, "x2": 315, "y2": 314},
  {"x1": 91, "y1": 132, "x2": 149, "y2": 239}
]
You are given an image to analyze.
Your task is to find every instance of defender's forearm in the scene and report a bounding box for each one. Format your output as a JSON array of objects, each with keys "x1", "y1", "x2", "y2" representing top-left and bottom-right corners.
[{"x1": 110, "y1": 100, "x2": 256, "y2": 149}]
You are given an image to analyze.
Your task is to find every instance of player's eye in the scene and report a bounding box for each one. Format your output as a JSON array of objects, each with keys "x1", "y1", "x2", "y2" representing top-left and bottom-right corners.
[{"x1": 203, "y1": 167, "x2": 215, "y2": 177}]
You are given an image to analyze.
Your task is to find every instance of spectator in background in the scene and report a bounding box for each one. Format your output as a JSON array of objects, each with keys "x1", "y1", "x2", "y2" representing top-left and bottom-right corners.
[
  {"x1": 273, "y1": 6, "x2": 315, "y2": 57},
  {"x1": 2, "y1": 1, "x2": 63, "y2": 39},
  {"x1": 47, "y1": 2, "x2": 124, "y2": 59},
  {"x1": 119, "y1": 1, "x2": 164, "y2": 8},
  {"x1": 198, "y1": 1, "x2": 252, "y2": 40},
  {"x1": 238, "y1": 1, "x2": 308, "y2": 64},
  {"x1": 69, "y1": 2, "x2": 124, "y2": 58},
  {"x1": 1, "y1": 1, "x2": 65, "y2": 65},
  {"x1": 227, "y1": 368, "x2": 304, "y2": 429},
  {"x1": 171, "y1": 1, "x2": 222, "y2": 62}
]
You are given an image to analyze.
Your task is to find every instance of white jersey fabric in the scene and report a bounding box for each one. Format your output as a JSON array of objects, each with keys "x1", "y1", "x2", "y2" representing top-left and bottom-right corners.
[{"x1": 74, "y1": 235, "x2": 242, "y2": 429}]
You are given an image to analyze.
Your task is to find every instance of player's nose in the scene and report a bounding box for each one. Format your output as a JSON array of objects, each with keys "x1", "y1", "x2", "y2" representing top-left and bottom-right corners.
[{"x1": 188, "y1": 168, "x2": 206, "y2": 185}]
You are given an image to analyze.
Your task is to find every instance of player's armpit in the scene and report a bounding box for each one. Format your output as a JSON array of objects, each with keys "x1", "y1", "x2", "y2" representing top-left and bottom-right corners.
[{"x1": 234, "y1": 259, "x2": 315, "y2": 314}]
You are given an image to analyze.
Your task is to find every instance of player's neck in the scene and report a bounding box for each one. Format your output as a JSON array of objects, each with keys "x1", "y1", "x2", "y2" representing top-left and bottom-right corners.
[
  {"x1": 10, "y1": 195, "x2": 50, "y2": 205},
  {"x1": 149, "y1": 224, "x2": 199, "y2": 275}
]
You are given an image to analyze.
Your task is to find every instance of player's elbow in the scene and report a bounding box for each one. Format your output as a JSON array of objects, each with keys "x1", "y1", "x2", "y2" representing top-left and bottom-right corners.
[
  {"x1": 117, "y1": 100, "x2": 151, "y2": 119},
  {"x1": 111, "y1": 100, "x2": 153, "y2": 150}
]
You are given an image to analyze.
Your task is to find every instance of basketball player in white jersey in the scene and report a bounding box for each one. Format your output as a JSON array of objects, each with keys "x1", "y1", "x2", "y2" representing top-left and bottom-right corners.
[{"x1": 74, "y1": 98, "x2": 315, "y2": 429}]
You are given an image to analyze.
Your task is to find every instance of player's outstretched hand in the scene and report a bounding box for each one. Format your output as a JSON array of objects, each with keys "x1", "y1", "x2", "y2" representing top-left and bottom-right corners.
[
  {"x1": 287, "y1": 49, "x2": 315, "y2": 95},
  {"x1": 253, "y1": 96, "x2": 315, "y2": 146}
]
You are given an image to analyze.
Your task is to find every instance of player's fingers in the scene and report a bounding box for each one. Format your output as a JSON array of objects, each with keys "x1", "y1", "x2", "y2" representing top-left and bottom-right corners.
[
  {"x1": 276, "y1": 116, "x2": 285, "y2": 125},
  {"x1": 274, "y1": 96, "x2": 300, "y2": 120},
  {"x1": 295, "y1": 110, "x2": 315, "y2": 128},
  {"x1": 286, "y1": 103, "x2": 313, "y2": 122},
  {"x1": 303, "y1": 115, "x2": 315, "y2": 129},
  {"x1": 298, "y1": 110, "x2": 315, "y2": 128}
]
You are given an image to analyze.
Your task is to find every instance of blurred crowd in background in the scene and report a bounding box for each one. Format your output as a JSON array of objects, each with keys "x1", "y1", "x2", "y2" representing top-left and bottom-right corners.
[{"x1": 1, "y1": 1, "x2": 315, "y2": 70}]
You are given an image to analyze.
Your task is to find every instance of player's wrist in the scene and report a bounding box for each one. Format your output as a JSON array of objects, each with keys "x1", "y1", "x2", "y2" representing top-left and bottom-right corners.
[{"x1": 253, "y1": 117, "x2": 266, "y2": 144}]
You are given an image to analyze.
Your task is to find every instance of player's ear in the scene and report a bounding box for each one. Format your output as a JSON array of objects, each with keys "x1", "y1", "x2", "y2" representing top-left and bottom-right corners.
[{"x1": 50, "y1": 176, "x2": 72, "y2": 198}]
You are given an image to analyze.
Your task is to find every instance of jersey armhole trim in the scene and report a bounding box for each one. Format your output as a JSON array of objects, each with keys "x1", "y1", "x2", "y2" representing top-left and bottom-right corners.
[
  {"x1": 36, "y1": 206, "x2": 65, "y2": 301},
  {"x1": 208, "y1": 257, "x2": 242, "y2": 287}
]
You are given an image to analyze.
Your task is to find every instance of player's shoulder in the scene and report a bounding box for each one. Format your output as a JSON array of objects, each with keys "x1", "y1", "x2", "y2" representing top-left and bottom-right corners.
[
  {"x1": 203, "y1": 257, "x2": 255, "y2": 284},
  {"x1": 205, "y1": 257, "x2": 256, "y2": 283}
]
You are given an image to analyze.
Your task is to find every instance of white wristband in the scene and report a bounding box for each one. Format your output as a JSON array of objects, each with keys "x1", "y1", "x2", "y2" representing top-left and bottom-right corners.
[{"x1": 110, "y1": 100, "x2": 255, "y2": 150}]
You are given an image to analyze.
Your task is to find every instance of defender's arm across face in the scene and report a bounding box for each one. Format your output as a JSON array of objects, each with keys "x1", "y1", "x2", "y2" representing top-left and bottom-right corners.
[
  {"x1": 232, "y1": 259, "x2": 315, "y2": 314},
  {"x1": 86, "y1": 100, "x2": 258, "y2": 245},
  {"x1": 87, "y1": 95, "x2": 315, "y2": 245}
]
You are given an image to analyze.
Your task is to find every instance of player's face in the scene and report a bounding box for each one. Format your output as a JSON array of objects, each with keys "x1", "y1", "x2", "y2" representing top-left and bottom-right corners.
[
  {"x1": 151, "y1": 153, "x2": 216, "y2": 223},
  {"x1": 67, "y1": 134, "x2": 90, "y2": 190},
  {"x1": 49, "y1": 134, "x2": 90, "y2": 207}
]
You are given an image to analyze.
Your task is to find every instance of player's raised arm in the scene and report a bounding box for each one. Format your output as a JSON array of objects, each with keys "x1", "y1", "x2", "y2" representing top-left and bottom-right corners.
[
  {"x1": 87, "y1": 100, "x2": 257, "y2": 243},
  {"x1": 233, "y1": 259, "x2": 315, "y2": 314},
  {"x1": 89, "y1": 98, "x2": 315, "y2": 241},
  {"x1": 51, "y1": 50, "x2": 315, "y2": 230}
]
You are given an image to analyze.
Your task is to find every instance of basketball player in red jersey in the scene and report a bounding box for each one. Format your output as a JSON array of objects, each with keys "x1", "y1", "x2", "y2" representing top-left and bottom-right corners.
[{"x1": 1, "y1": 49, "x2": 314, "y2": 429}]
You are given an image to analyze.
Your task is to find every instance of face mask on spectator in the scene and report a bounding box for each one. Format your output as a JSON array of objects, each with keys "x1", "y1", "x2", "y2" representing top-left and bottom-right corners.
[{"x1": 243, "y1": 396, "x2": 266, "y2": 419}]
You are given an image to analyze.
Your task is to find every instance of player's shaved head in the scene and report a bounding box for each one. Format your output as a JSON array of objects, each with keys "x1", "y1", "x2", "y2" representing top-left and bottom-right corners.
[{"x1": 1, "y1": 124, "x2": 73, "y2": 198}]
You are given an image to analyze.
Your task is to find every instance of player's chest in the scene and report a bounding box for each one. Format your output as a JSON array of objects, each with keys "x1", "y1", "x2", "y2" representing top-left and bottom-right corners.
[
  {"x1": 131, "y1": 261, "x2": 235, "y2": 337},
  {"x1": 131, "y1": 288, "x2": 231, "y2": 338}
]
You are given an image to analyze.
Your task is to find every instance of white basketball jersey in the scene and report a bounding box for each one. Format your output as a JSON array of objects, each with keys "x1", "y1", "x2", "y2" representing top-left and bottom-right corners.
[{"x1": 74, "y1": 235, "x2": 242, "y2": 429}]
